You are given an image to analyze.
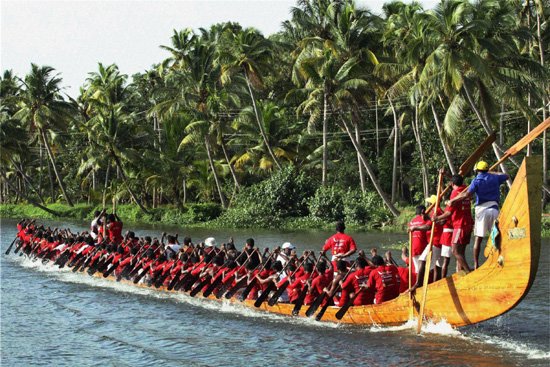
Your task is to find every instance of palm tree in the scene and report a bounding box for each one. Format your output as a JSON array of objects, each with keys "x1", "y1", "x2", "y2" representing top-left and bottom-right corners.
[
  {"x1": 218, "y1": 27, "x2": 282, "y2": 170},
  {"x1": 82, "y1": 63, "x2": 149, "y2": 212},
  {"x1": 14, "y1": 64, "x2": 74, "y2": 206},
  {"x1": 155, "y1": 31, "x2": 229, "y2": 208}
]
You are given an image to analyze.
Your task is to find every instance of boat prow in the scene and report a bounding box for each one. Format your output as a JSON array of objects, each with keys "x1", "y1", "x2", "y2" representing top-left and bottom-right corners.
[{"x1": 263, "y1": 156, "x2": 541, "y2": 327}]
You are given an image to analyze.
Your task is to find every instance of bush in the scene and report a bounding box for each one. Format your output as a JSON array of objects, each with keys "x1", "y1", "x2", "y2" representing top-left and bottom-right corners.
[
  {"x1": 186, "y1": 203, "x2": 222, "y2": 222},
  {"x1": 216, "y1": 166, "x2": 316, "y2": 228},
  {"x1": 308, "y1": 186, "x2": 345, "y2": 222},
  {"x1": 343, "y1": 190, "x2": 391, "y2": 226}
]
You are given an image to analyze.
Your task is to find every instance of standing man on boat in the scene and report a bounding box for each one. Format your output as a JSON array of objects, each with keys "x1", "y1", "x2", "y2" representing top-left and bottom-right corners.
[
  {"x1": 322, "y1": 221, "x2": 357, "y2": 273},
  {"x1": 447, "y1": 161, "x2": 508, "y2": 269},
  {"x1": 435, "y1": 174, "x2": 474, "y2": 273},
  {"x1": 90, "y1": 209, "x2": 105, "y2": 241}
]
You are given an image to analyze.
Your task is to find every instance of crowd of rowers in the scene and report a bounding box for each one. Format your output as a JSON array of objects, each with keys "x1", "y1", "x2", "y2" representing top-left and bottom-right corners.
[
  {"x1": 10, "y1": 163, "x2": 507, "y2": 315},
  {"x1": 12, "y1": 215, "x2": 416, "y2": 313}
]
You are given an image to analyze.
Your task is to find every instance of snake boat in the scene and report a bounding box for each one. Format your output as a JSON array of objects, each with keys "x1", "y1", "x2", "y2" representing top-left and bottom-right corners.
[{"x1": 93, "y1": 156, "x2": 542, "y2": 327}]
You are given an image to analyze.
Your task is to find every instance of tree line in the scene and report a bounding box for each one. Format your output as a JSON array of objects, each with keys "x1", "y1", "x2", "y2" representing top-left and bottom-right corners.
[{"x1": 1, "y1": 0, "x2": 548, "y2": 221}]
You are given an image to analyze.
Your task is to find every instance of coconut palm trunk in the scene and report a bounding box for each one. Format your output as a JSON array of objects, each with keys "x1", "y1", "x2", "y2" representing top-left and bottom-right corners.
[
  {"x1": 322, "y1": 91, "x2": 329, "y2": 186},
  {"x1": 0, "y1": 170, "x2": 59, "y2": 216},
  {"x1": 110, "y1": 150, "x2": 149, "y2": 214},
  {"x1": 412, "y1": 104, "x2": 429, "y2": 198},
  {"x1": 244, "y1": 70, "x2": 282, "y2": 170},
  {"x1": 204, "y1": 137, "x2": 227, "y2": 209},
  {"x1": 10, "y1": 159, "x2": 46, "y2": 204},
  {"x1": 339, "y1": 117, "x2": 400, "y2": 217},
  {"x1": 431, "y1": 105, "x2": 457, "y2": 175},
  {"x1": 355, "y1": 122, "x2": 366, "y2": 193},
  {"x1": 220, "y1": 136, "x2": 240, "y2": 192},
  {"x1": 40, "y1": 127, "x2": 74, "y2": 206},
  {"x1": 389, "y1": 98, "x2": 399, "y2": 203}
]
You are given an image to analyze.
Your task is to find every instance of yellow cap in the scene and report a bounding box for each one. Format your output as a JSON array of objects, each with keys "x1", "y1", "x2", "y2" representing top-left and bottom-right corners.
[
  {"x1": 426, "y1": 195, "x2": 437, "y2": 204},
  {"x1": 476, "y1": 161, "x2": 489, "y2": 171}
]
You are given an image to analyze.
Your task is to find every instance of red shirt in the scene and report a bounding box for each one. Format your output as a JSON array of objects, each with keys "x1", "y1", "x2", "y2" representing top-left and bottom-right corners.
[
  {"x1": 397, "y1": 266, "x2": 415, "y2": 293},
  {"x1": 367, "y1": 265, "x2": 400, "y2": 304},
  {"x1": 341, "y1": 267, "x2": 375, "y2": 306},
  {"x1": 427, "y1": 207, "x2": 444, "y2": 247},
  {"x1": 107, "y1": 221, "x2": 123, "y2": 244},
  {"x1": 409, "y1": 215, "x2": 430, "y2": 256},
  {"x1": 448, "y1": 185, "x2": 474, "y2": 229},
  {"x1": 305, "y1": 272, "x2": 331, "y2": 305},
  {"x1": 323, "y1": 233, "x2": 357, "y2": 257}
]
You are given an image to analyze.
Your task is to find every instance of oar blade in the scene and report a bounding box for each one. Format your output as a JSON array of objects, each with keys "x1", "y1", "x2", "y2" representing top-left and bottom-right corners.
[{"x1": 305, "y1": 292, "x2": 325, "y2": 317}]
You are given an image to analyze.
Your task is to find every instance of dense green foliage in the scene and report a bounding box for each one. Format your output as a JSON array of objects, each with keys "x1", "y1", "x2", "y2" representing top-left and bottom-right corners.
[{"x1": 1, "y1": 0, "x2": 548, "y2": 230}]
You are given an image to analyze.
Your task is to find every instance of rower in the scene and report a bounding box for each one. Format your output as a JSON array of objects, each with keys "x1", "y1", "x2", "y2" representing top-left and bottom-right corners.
[
  {"x1": 448, "y1": 161, "x2": 508, "y2": 269},
  {"x1": 106, "y1": 213, "x2": 123, "y2": 245},
  {"x1": 165, "y1": 235, "x2": 180, "y2": 259},
  {"x1": 90, "y1": 209, "x2": 105, "y2": 240},
  {"x1": 434, "y1": 174, "x2": 473, "y2": 273},
  {"x1": 322, "y1": 221, "x2": 357, "y2": 273},
  {"x1": 425, "y1": 195, "x2": 444, "y2": 281},
  {"x1": 407, "y1": 205, "x2": 431, "y2": 291},
  {"x1": 277, "y1": 242, "x2": 295, "y2": 278},
  {"x1": 366, "y1": 255, "x2": 400, "y2": 304}
]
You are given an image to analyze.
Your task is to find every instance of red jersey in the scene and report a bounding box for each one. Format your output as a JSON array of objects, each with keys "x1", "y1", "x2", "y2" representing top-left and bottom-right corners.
[
  {"x1": 397, "y1": 266, "x2": 415, "y2": 293},
  {"x1": 427, "y1": 207, "x2": 444, "y2": 247},
  {"x1": 448, "y1": 185, "x2": 474, "y2": 229},
  {"x1": 409, "y1": 215, "x2": 430, "y2": 256},
  {"x1": 305, "y1": 272, "x2": 331, "y2": 305},
  {"x1": 107, "y1": 221, "x2": 123, "y2": 244},
  {"x1": 367, "y1": 265, "x2": 400, "y2": 304},
  {"x1": 341, "y1": 267, "x2": 375, "y2": 306},
  {"x1": 323, "y1": 233, "x2": 357, "y2": 258}
]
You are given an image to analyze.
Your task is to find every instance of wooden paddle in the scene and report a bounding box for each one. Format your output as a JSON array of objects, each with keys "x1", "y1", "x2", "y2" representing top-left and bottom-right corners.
[
  {"x1": 408, "y1": 231, "x2": 413, "y2": 320},
  {"x1": 223, "y1": 248, "x2": 263, "y2": 299},
  {"x1": 292, "y1": 254, "x2": 323, "y2": 316},
  {"x1": 203, "y1": 250, "x2": 247, "y2": 297},
  {"x1": 489, "y1": 117, "x2": 549, "y2": 171},
  {"x1": 268, "y1": 252, "x2": 312, "y2": 306},
  {"x1": 188, "y1": 251, "x2": 223, "y2": 296},
  {"x1": 313, "y1": 261, "x2": 357, "y2": 321},
  {"x1": 4, "y1": 237, "x2": 18, "y2": 256},
  {"x1": 426, "y1": 133, "x2": 496, "y2": 214},
  {"x1": 254, "y1": 256, "x2": 296, "y2": 308},
  {"x1": 238, "y1": 250, "x2": 278, "y2": 302},
  {"x1": 416, "y1": 169, "x2": 444, "y2": 334},
  {"x1": 167, "y1": 248, "x2": 199, "y2": 290},
  {"x1": 335, "y1": 285, "x2": 365, "y2": 320}
]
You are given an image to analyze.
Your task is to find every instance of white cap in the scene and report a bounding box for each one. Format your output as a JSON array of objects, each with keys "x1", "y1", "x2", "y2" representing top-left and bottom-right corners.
[
  {"x1": 282, "y1": 242, "x2": 295, "y2": 250},
  {"x1": 204, "y1": 237, "x2": 216, "y2": 247}
]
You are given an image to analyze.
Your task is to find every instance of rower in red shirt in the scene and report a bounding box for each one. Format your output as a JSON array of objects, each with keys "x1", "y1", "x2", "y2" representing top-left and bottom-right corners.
[
  {"x1": 337, "y1": 257, "x2": 374, "y2": 306},
  {"x1": 305, "y1": 261, "x2": 332, "y2": 305},
  {"x1": 106, "y1": 213, "x2": 123, "y2": 245},
  {"x1": 408, "y1": 205, "x2": 431, "y2": 275},
  {"x1": 434, "y1": 174, "x2": 474, "y2": 273},
  {"x1": 287, "y1": 262, "x2": 314, "y2": 303},
  {"x1": 366, "y1": 255, "x2": 400, "y2": 304},
  {"x1": 322, "y1": 221, "x2": 357, "y2": 272}
]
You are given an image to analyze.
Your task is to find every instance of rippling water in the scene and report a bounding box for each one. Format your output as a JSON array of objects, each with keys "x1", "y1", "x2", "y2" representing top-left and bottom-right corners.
[{"x1": 1, "y1": 218, "x2": 548, "y2": 366}]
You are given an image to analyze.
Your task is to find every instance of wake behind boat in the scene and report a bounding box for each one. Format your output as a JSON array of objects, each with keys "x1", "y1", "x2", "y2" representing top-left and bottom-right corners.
[{"x1": 5, "y1": 156, "x2": 542, "y2": 329}]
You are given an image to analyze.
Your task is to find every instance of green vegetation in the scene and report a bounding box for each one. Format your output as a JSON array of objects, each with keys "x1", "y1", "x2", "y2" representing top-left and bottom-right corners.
[{"x1": 1, "y1": 0, "x2": 548, "y2": 230}]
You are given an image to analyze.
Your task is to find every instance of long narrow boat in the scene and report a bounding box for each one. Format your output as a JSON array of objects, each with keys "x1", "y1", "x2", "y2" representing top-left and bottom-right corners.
[{"x1": 17, "y1": 156, "x2": 544, "y2": 328}]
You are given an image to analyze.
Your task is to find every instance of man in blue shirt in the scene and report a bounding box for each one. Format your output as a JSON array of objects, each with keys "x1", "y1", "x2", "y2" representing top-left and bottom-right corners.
[{"x1": 448, "y1": 161, "x2": 508, "y2": 269}]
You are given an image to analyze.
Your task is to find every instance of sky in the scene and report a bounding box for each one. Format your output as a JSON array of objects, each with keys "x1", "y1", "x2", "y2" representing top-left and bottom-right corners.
[{"x1": 2, "y1": 0, "x2": 438, "y2": 97}]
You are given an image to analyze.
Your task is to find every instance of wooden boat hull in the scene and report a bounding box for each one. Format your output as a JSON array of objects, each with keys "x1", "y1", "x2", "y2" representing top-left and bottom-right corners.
[{"x1": 99, "y1": 157, "x2": 542, "y2": 327}]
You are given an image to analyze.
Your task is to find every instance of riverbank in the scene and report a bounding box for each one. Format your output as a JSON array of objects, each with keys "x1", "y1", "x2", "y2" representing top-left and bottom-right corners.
[
  {"x1": 2, "y1": 202, "x2": 549, "y2": 237},
  {"x1": 0, "y1": 202, "x2": 415, "y2": 233}
]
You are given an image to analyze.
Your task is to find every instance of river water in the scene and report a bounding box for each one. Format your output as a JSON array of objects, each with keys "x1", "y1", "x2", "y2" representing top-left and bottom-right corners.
[{"x1": 1, "y1": 218, "x2": 548, "y2": 366}]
